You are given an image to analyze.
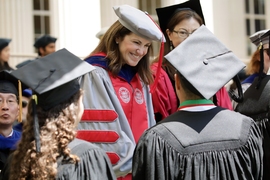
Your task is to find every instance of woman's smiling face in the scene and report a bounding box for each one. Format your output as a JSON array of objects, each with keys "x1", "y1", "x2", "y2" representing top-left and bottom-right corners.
[{"x1": 117, "y1": 33, "x2": 151, "y2": 66}]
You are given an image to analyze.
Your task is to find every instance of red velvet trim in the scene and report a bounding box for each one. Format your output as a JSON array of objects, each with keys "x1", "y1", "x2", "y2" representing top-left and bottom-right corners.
[
  {"x1": 150, "y1": 41, "x2": 164, "y2": 93},
  {"x1": 81, "y1": 109, "x2": 118, "y2": 122},
  {"x1": 106, "y1": 152, "x2": 120, "y2": 165},
  {"x1": 91, "y1": 52, "x2": 107, "y2": 57},
  {"x1": 117, "y1": 173, "x2": 132, "y2": 180},
  {"x1": 76, "y1": 130, "x2": 119, "y2": 143}
]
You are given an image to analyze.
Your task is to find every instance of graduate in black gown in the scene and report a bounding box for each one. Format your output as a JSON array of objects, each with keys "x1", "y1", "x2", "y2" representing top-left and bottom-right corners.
[
  {"x1": 236, "y1": 29, "x2": 270, "y2": 180},
  {"x1": 132, "y1": 25, "x2": 263, "y2": 180},
  {"x1": 0, "y1": 49, "x2": 116, "y2": 180}
]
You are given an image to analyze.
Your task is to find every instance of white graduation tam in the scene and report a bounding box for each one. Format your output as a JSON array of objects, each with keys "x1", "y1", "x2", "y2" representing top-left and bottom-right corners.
[
  {"x1": 113, "y1": 5, "x2": 165, "y2": 42},
  {"x1": 165, "y1": 25, "x2": 245, "y2": 99},
  {"x1": 250, "y1": 29, "x2": 270, "y2": 49},
  {"x1": 96, "y1": 27, "x2": 109, "y2": 39}
]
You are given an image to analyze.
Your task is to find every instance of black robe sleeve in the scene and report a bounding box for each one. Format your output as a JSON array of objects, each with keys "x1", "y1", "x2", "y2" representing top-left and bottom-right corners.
[{"x1": 57, "y1": 138, "x2": 116, "y2": 180}]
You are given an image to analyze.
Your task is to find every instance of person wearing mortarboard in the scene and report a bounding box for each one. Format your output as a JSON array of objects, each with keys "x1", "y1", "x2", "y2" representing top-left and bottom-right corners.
[
  {"x1": 231, "y1": 30, "x2": 270, "y2": 109},
  {"x1": 15, "y1": 34, "x2": 57, "y2": 68},
  {"x1": 132, "y1": 25, "x2": 263, "y2": 180},
  {"x1": 0, "y1": 49, "x2": 116, "y2": 180},
  {"x1": 0, "y1": 70, "x2": 25, "y2": 172},
  {"x1": 235, "y1": 29, "x2": 270, "y2": 180},
  {"x1": 77, "y1": 4, "x2": 165, "y2": 180},
  {"x1": 0, "y1": 38, "x2": 13, "y2": 71},
  {"x1": 241, "y1": 29, "x2": 270, "y2": 93},
  {"x1": 151, "y1": 0, "x2": 233, "y2": 123}
]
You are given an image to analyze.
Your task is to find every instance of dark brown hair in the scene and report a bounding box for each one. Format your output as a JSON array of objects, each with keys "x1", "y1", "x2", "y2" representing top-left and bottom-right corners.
[
  {"x1": 176, "y1": 71, "x2": 203, "y2": 99},
  {"x1": 9, "y1": 90, "x2": 82, "y2": 180},
  {"x1": 0, "y1": 48, "x2": 13, "y2": 71}
]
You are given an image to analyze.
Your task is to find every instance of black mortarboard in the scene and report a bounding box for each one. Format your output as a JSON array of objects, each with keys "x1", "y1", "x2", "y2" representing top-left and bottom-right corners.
[
  {"x1": 165, "y1": 25, "x2": 245, "y2": 99},
  {"x1": 0, "y1": 38, "x2": 11, "y2": 51},
  {"x1": 33, "y1": 34, "x2": 57, "y2": 48},
  {"x1": 11, "y1": 48, "x2": 95, "y2": 111},
  {"x1": 11, "y1": 48, "x2": 95, "y2": 152},
  {"x1": 156, "y1": 0, "x2": 205, "y2": 33},
  {"x1": 0, "y1": 70, "x2": 20, "y2": 96},
  {"x1": 16, "y1": 59, "x2": 33, "y2": 69}
]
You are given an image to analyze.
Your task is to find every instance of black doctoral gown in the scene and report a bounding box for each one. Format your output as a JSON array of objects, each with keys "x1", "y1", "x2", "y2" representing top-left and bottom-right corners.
[
  {"x1": 236, "y1": 75, "x2": 270, "y2": 180},
  {"x1": 132, "y1": 107, "x2": 263, "y2": 180},
  {"x1": 0, "y1": 138, "x2": 116, "y2": 180}
]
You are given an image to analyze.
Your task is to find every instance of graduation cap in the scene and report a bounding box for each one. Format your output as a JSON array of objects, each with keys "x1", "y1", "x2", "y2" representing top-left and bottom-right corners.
[
  {"x1": 113, "y1": 4, "x2": 165, "y2": 42},
  {"x1": 156, "y1": 0, "x2": 205, "y2": 34},
  {"x1": 250, "y1": 29, "x2": 270, "y2": 48},
  {"x1": 0, "y1": 70, "x2": 28, "y2": 122},
  {"x1": 22, "y1": 89, "x2": 32, "y2": 98},
  {"x1": 0, "y1": 70, "x2": 19, "y2": 96},
  {"x1": 165, "y1": 25, "x2": 245, "y2": 99},
  {"x1": 96, "y1": 27, "x2": 109, "y2": 39},
  {"x1": 113, "y1": 4, "x2": 165, "y2": 92},
  {"x1": 11, "y1": 48, "x2": 95, "y2": 152},
  {"x1": 249, "y1": 29, "x2": 270, "y2": 89},
  {"x1": 16, "y1": 59, "x2": 33, "y2": 69},
  {"x1": 11, "y1": 48, "x2": 95, "y2": 110},
  {"x1": 33, "y1": 34, "x2": 57, "y2": 48},
  {"x1": 0, "y1": 38, "x2": 11, "y2": 51}
]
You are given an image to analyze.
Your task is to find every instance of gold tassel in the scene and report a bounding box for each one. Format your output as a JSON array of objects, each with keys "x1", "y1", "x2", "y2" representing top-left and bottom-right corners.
[
  {"x1": 18, "y1": 80, "x2": 22, "y2": 122},
  {"x1": 32, "y1": 95, "x2": 38, "y2": 104}
]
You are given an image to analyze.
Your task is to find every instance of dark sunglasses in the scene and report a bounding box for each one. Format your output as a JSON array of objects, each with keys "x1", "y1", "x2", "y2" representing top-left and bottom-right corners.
[{"x1": 22, "y1": 101, "x2": 28, "y2": 108}]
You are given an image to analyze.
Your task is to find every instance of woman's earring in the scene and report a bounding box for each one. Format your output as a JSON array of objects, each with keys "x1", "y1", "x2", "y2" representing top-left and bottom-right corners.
[
  {"x1": 170, "y1": 41, "x2": 174, "y2": 51},
  {"x1": 116, "y1": 41, "x2": 119, "y2": 44}
]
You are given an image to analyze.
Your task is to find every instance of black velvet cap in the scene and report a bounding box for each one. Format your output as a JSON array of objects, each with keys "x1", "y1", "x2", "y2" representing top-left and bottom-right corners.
[
  {"x1": 33, "y1": 35, "x2": 57, "y2": 48},
  {"x1": 156, "y1": 0, "x2": 205, "y2": 33},
  {"x1": 0, "y1": 38, "x2": 11, "y2": 51},
  {"x1": 0, "y1": 70, "x2": 20, "y2": 96},
  {"x1": 11, "y1": 48, "x2": 95, "y2": 110}
]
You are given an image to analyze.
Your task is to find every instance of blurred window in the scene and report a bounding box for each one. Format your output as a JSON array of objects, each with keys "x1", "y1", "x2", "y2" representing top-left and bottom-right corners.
[
  {"x1": 33, "y1": 0, "x2": 51, "y2": 53},
  {"x1": 245, "y1": 0, "x2": 266, "y2": 56}
]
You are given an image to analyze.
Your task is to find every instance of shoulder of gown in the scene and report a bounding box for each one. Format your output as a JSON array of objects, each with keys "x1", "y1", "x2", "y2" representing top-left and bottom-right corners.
[
  {"x1": 57, "y1": 138, "x2": 116, "y2": 180},
  {"x1": 132, "y1": 107, "x2": 263, "y2": 180}
]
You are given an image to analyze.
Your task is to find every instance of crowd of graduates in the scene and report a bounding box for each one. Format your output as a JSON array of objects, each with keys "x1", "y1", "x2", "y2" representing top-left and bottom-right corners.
[{"x1": 0, "y1": 0, "x2": 269, "y2": 179}]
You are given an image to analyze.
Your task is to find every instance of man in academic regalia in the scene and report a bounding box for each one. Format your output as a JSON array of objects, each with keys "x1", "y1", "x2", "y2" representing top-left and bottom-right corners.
[
  {"x1": 132, "y1": 25, "x2": 263, "y2": 180},
  {"x1": 16, "y1": 34, "x2": 57, "y2": 68},
  {"x1": 0, "y1": 71, "x2": 23, "y2": 171},
  {"x1": 236, "y1": 29, "x2": 270, "y2": 180}
]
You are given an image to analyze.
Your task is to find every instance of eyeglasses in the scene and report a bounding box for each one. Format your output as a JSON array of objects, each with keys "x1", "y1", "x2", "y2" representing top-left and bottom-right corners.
[
  {"x1": 0, "y1": 98, "x2": 17, "y2": 107},
  {"x1": 22, "y1": 101, "x2": 28, "y2": 108},
  {"x1": 173, "y1": 29, "x2": 194, "y2": 39},
  {"x1": 264, "y1": 48, "x2": 270, "y2": 57}
]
